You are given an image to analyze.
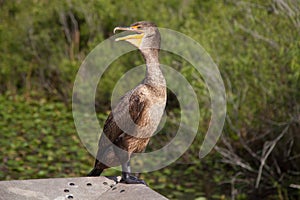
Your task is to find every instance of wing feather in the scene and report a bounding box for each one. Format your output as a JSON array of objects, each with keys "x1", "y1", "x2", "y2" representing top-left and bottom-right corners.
[{"x1": 95, "y1": 85, "x2": 148, "y2": 164}]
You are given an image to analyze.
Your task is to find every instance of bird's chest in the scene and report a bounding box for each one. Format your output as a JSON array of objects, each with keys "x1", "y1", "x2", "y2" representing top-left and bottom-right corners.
[{"x1": 141, "y1": 89, "x2": 166, "y2": 128}]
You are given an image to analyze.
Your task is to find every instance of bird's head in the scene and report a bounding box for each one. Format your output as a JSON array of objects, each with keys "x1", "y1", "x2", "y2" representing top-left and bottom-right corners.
[{"x1": 114, "y1": 21, "x2": 160, "y2": 50}]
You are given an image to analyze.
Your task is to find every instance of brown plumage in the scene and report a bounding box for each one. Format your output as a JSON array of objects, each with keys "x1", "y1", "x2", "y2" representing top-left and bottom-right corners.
[{"x1": 88, "y1": 21, "x2": 166, "y2": 184}]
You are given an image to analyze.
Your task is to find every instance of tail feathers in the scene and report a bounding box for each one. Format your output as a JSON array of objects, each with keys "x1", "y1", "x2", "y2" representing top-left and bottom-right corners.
[{"x1": 87, "y1": 168, "x2": 103, "y2": 176}]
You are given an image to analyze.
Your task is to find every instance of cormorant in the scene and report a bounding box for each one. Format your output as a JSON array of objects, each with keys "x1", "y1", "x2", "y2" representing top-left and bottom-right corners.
[{"x1": 88, "y1": 21, "x2": 166, "y2": 184}]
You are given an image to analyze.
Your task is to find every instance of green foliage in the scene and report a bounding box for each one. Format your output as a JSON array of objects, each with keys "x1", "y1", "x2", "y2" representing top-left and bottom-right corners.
[
  {"x1": 0, "y1": 95, "x2": 94, "y2": 180},
  {"x1": 0, "y1": 0, "x2": 299, "y2": 199}
]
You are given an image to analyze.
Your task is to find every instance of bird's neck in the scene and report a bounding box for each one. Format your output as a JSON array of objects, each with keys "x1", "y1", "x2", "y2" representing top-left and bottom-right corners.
[{"x1": 141, "y1": 49, "x2": 166, "y2": 87}]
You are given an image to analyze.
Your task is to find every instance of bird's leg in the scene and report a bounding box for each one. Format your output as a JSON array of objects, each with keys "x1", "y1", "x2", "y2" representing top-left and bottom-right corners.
[{"x1": 121, "y1": 160, "x2": 147, "y2": 185}]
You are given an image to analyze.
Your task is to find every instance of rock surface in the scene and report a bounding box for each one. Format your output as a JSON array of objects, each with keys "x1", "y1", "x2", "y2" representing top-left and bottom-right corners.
[{"x1": 0, "y1": 176, "x2": 168, "y2": 200}]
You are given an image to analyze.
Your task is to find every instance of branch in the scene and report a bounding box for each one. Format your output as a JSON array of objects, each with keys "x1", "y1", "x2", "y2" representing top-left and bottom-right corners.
[
  {"x1": 215, "y1": 143, "x2": 255, "y2": 172},
  {"x1": 255, "y1": 125, "x2": 289, "y2": 188},
  {"x1": 289, "y1": 184, "x2": 300, "y2": 190},
  {"x1": 59, "y1": 12, "x2": 72, "y2": 44},
  {"x1": 235, "y1": 21, "x2": 280, "y2": 50},
  {"x1": 231, "y1": 172, "x2": 242, "y2": 200},
  {"x1": 273, "y1": 0, "x2": 300, "y2": 30}
]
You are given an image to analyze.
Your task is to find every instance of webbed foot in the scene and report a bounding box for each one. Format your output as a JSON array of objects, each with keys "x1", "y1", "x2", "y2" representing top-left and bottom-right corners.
[{"x1": 121, "y1": 172, "x2": 147, "y2": 185}]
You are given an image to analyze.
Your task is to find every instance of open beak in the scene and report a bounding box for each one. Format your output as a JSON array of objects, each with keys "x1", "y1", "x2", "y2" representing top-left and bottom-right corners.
[{"x1": 113, "y1": 26, "x2": 144, "y2": 42}]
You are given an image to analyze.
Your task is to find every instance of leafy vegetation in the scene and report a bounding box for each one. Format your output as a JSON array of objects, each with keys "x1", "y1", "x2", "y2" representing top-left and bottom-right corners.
[
  {"x1": 0, "y1": 0, "x2": 299, "y2": 199},
  {"x1": 0, "y1": 95, "x2": 94, "y2": 179}
]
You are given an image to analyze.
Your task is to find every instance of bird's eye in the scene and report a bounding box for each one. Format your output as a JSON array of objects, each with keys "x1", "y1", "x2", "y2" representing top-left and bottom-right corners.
[{"x1": 136, "y1": 26, "x2": 142, "y2": 29}]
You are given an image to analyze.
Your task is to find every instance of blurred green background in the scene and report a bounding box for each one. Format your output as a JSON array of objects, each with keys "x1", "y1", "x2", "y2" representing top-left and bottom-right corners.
[{"x1": 0, "y1": 0, "x2": 299, "y2": 199}]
